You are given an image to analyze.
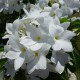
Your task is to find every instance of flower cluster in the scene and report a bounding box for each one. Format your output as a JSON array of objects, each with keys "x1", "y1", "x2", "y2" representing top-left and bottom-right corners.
[
  {"x1": 0, "y1": 0, "x2": 80, "y2": 80},
  {"x1": 0, "y1": 0, "x2": 23, "y2": 13}
]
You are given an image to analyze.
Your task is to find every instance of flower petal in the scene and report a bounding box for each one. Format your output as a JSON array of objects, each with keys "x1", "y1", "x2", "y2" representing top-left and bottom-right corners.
[
  {"x1": 14, "y1": 57, "x2": 25, "y2": 71},
  {"x1": 61, "y1": 30, "x2": 76, "y2": 40},
  {"x1": 9, "y1": 35, "x2": 20, "y2": 51},
  {"x1": 60, "y1": 22, "x2": 70, "y2": 30},
  {"x1": 6, "y1": 23, "x2": 13, "y2": 34},
  {"x1": 30, "y1": 43, "x2": 43, "y2": 51},
  {"x1": 55, "y1": 61, "x2": 64, "y2": 74},
  {"x1": 36, "y1": 55, "x2": 47, "y2": 70},
  {"x1": 52, "y1": 40, "x2": 73, "y2": 52},
  {"x1": 27, "y1": 55, "x2": 47, "y2": 74},
  {"x1": 5, "y1": 51, "x2": 20, "y2": 59},
  {"x1": 20, "y1": 37, "x2": 36, "y2": 47}
]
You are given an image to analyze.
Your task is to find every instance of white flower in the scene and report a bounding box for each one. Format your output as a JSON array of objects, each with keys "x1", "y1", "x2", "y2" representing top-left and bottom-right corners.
[
  {"x1": 0, "y1": 0, "x2": 23, "y2": 13},
  {"x1": 49, "y1": 23, "x2": 76, "y2": 52},
  {"x1": 20, "y1": 25, "x2": 51, "y2": 51},
  {"x1": 3, "y1": 18, "x2": 30, "y2": 39},
  {"x1": 26, "y1": 43, "x2": 51, "y2": 74},
  {"x1": 50, "y1": 3, "x2": 62, "y2": 18},
  {"x1": 5, "y1": 35, "x2": 30, "y2": 71},
  {"x1": 60, "y1": 0, "x2": 80, "y2": 16},
  {"x1": 23, "y1": 7, "x2": 49, "y2": 20},
  {"x1": 39, "y1": 0, "x2": 49, "y2": 9},
  {"x1": 51, "y1": 50, "x2": 70, "y2": 74}
]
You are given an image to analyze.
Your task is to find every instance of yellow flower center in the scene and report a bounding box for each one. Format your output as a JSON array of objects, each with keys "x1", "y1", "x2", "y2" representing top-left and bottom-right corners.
[
  {"x1": 52, "y1": 12, "x2": 56, "y2": 17},
  {"x1": 36, "y1": 36, "x2": 41, "y2": 41},
  {"x1": 55, "y1": 36, "x2": 59, "y2": 40},
  {"x1": 21, "y1": 47, "x2": 26, "y2": 53},
  {"x1": 42, "y1": 3, "x2": 45, "y2": 10},
  {"x1": 34, "y1": 52, "x2": 39, "y2": 57}
]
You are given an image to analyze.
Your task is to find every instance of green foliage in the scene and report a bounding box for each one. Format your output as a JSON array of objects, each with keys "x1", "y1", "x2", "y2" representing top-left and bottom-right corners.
[
  {"x1": 69, "y1": 20, "x2": 80, "y2": 31},
  {"x1": 13, "y1": 69, "x2": 27, "y2": 80},
  {"x1": 0, "y1": 59, "x2": 7, "y2": 72},
  {"x1": 60, "y1": 18, "x2": 70, "y2": 23},
  {"x1": 0, "y1": 47, "x2": 4, "y2": 52}
]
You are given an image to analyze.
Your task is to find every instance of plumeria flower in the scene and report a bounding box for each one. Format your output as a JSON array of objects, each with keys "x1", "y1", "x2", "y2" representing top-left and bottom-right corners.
[
  {"x1": 49, "y1": 22, "x2": 76, "y2": 52},
  {"x1": 51, "y1": 50, "x2": 70, "y2": 74}
]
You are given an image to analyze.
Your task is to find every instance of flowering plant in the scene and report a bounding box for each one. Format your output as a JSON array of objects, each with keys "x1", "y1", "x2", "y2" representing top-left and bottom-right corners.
[{"x1": 0, "y1": 0, "x2": 80, "y2": 80}]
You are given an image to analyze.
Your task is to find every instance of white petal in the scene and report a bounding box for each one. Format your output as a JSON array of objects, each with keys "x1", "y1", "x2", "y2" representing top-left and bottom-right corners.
[
  {"x1": 51, "y1": 51, "x2": 57, "y2": 64},
  {"x1": 56, "y1": 51, "x2": 70, "y2": 65},
  {"x1": 52, "y1": 50, "x2": 70, "y2": 65},
  {"x1": 53, "y1": 16, "x2": 60, "y2": 25},
  {"x1": 36, "y1": 55, "x2": 47, "y2": 70},
  {"x1": 55, "y1": 61, "x2": 64, "y2": 74},
  {"x1": 53, "y1": 40, "x2": 73, "y2": 52},
  {"x1": 27, "y1": 58, "x2": 39, "y2": 74},
  {"x1": 44, "y1": 7, "x2": 51, "y2": 12},
  {"x1": 52, "y1": 3, "x2": 59, "y2": 10},
  {"x1": 27, "y1": 55, "x2": 47, "y2": 74},
  {"x1": 13, "y1": 19, "x2": 20, "y2": 30},
  {"x1": 52, "y1": 41, "x2": 62, "y2": 51},
  {"x1": 49, "y1": 23, "x2": 57, "y2": 37},
  {"x1": 6, "y1": 51, "x2": 20, "y2": 59},
  {"x1": 2, "y1": 34, "x2": 9, "y2": 39},
  {"x1": 14, "y1": 57, "x2": 25, "y2": 71},
  {"x1": 61, "y1": 30, "x2": 76, "y2": 40},
  {"x1": 49, "y1": 23, "x2": 64, "y2": 37},
  {"x1": 60, "y1": 22, "x2": 70, "y2": 30},
  {"x1": 6, "y1": 23, "x2": 13, "y2": 34},
  {"x1": 9, "y1": 35, "x2": 20, "y2": 51},
  {"x1": 23, "y1": 8, "x2": 30, "y2": 16},
  {"x1": 30, "y1": 43, "x2": 43, "y2": 51},
  {"x1": 41, "y1": 43, "x2": 51, "y2": 56},
  {"x1": 56, "y1": 9, "x2": 62, "y2": 17},
  {"x1": 20, "y1": 37, "x2": 36, "y2": 47}
]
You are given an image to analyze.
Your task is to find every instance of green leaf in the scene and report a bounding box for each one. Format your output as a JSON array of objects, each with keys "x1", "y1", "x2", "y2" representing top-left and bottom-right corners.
[
  {"x1": 0, "y1": 47, "x2": 4, "y2": 52},
  {"x1": 68, "y1": 20, "x2": 80, "y2": 30},
  {"x1": 0, "y1": 59, "x2": 7, "y2": 72},
  {"x1": 72, "y1": 49, "x2": 80, "y2": 80},
  {"x1": 60, "y1": 18, "x2": 70, "y2": 23}
]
